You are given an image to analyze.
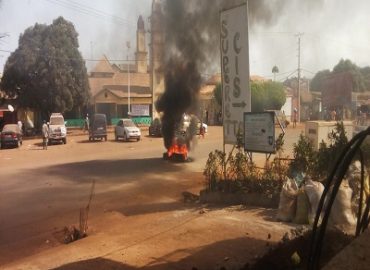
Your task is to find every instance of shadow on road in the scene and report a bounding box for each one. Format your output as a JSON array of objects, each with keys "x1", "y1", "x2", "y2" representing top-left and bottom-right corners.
[
  {"x1": 76, "y1": 139, "x2": 106, "y2": 143},
  {"x1": 31, "y1": 157, "x2": 185, "y2": 184},
  {"x1": 117, "y1": 201, "x2": 200, "y2": 217},
  {"x1": 51, "y1": 237, "x2": 267, "y2": 270}
]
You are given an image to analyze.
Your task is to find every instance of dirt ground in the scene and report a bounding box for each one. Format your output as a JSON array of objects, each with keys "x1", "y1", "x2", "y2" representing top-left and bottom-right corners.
[{"x1": 0, "y1": 126, "x2": 303, "y2": 270}]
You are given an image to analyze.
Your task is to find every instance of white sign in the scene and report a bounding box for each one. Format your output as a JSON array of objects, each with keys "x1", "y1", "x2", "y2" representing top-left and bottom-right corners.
[
  {"x1": 131, "y1": 105, "x2": 150, "y2": 116},
  {"x1": 244, "y1": 112, "x2": 275, "y2": 153},
  {"x1": 220, "y1": 4, "x2": 251, "y2": 145}
]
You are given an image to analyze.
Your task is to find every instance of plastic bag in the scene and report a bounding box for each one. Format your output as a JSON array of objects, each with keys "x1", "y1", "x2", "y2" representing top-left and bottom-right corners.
[
  {"x1": 293, "y1": 188, "x2": 309, "y2": 224},
  {"x1": 304, "y1": 178, "x2": 325, "y2": 225},
  {"x1": 276, "y1": 178, "x2": 299, "y2": 222},
  {"x1": 328, "y1": 179, "x2": 357, "y2": 234}
]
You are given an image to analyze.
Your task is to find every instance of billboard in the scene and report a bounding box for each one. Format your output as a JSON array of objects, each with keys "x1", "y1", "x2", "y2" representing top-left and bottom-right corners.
[
  {"x1": 220, "y1": 3, "x2": 251, "y2": 145},
  {"x1": 131, "y1": 105, "x2": 150, "y2": 116},
  {"x1": 244, "y1": 112, "x2": 275, "y2": 154}
]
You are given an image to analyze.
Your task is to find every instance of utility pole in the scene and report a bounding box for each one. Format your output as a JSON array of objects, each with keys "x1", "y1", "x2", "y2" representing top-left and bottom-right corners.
[
  {"x1": 296, "y1": 33, "x2": 303, "y2": 123},
  {"x1": 127, "y1": 41, "x2": 131, "y2": 116}
]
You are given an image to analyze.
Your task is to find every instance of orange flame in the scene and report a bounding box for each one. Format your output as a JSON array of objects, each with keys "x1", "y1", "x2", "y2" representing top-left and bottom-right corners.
[{"x1": 167, "y1": 143, "x2": 188, "y2": 160}]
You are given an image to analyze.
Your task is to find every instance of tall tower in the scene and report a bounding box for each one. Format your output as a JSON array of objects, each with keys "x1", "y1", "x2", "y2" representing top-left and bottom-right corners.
[
  {"x1": 136, "y1": 15, "x2": 148, "y2": 73},
  {"x1": 150, "y1": 0, "x2": 165, "y2": 118}
]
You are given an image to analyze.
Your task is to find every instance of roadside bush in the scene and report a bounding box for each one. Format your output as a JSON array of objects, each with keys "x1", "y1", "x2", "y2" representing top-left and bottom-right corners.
[
  {"x1": 314, "y1": 122, "x2": 349, "y2": 180},
  {"x1": 203, "y1": 138, "x2": 287, "y2": 197},
  {"x1": 289, "y1": 133, "x2": 316, "y2": 179}
]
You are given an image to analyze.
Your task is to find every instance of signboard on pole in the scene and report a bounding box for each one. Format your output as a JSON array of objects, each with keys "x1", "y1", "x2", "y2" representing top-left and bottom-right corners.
[
  {"x1": 244, "y1": 112, "x2": 276, "y2": 153},
  {"x1": 220, "y1": 3, "x2": 251, "y2": 145},
  {"x1": 131, "y1": 105, "x2": 150, "y2": 116}
]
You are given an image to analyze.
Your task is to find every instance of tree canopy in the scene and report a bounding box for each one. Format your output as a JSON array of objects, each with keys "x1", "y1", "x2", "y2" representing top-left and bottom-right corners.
[
  {"x1": 213, "y1": 80, "x2": 286, "y2": 112},
  {"x1": 310, "y1": 59, "x2": 370, "y2": 92},
  {"x1": 251, "y1": 81, "x2": 286, "y2": 112},
  {"x1": 1, "y1": 17, "x2": 90, "y2": 118}
]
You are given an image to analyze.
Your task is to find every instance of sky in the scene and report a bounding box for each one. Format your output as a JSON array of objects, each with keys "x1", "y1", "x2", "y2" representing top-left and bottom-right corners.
[{"x1": 0, "y1": 0, "x2": 370, "y2": 81}]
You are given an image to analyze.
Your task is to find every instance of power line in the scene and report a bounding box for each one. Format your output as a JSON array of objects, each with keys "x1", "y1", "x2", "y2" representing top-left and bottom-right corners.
[
  {"x1": 44, "y1": 0, "x2": 135, "y2": 28},
  {"x1": 259, "y1": 69, "x2": 297, "y2": 79},
  {"x1": 277, "y1": 70, "x2": 298, "y2": 82},
  {"x1": 301, "y1": 68, "x2": 317, "y2": 75}
]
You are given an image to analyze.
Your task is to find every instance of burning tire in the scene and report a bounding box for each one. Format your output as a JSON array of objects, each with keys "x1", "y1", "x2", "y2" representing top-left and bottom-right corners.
[
  {"x1": 173, "y1": 153, "x2": 188, "y2": 162},
  {"x1": 163, "y1": 142, "x2": 188, "y2": 162}
]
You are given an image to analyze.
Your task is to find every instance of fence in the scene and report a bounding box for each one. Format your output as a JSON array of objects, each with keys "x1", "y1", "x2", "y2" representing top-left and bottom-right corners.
[{"x1": 65, "y1": 117, "x2": 152, "y2": 128}]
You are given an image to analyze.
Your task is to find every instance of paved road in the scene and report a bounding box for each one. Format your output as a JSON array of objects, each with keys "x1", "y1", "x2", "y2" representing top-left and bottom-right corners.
[{"x1": 0, "y1": 125, "x2": 303, "y2": 268}]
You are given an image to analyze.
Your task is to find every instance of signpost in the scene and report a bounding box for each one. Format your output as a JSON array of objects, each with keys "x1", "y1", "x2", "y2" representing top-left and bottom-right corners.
[
  {"x1": 244, "y1": 112, "x2": 276, "y2": 154},
  {"x1": 220, "y1": 3, "x2": 251, "y2": 145}
]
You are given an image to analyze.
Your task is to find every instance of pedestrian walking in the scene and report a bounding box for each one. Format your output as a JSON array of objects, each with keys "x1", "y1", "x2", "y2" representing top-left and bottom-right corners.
[
  {"x1": 17, "y1": 120, "x2": 23, "y2": 134},
  {"x1": 42, "y1": 120, "x2": 49, "y2": 150},
  {"x1": 84, "y1": 114, "x2": 89, "y2": 132},
  {"x1": 199, "y1": 122, "x2": 205, "y2": 139},
  {"x1": 281, "y1": 110, "x2": 287, "y2": 128}
]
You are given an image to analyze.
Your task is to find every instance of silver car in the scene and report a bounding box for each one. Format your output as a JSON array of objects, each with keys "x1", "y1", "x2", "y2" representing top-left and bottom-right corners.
[{"x1": 115, "y1": 118, "x2": 141, "y2": 142}]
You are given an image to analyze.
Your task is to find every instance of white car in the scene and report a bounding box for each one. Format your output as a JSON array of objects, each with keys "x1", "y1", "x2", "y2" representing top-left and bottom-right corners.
[
  {"x1": 115, "y1": 118, "x2": 141, "y2": 141},
  {"x1": 49, "y1": 113, "x2": 67, "y2": 144}
]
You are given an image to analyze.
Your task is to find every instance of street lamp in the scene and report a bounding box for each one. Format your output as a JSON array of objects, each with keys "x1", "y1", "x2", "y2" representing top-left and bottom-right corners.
[{"x1": 127, "y1": 41, "x2": 131, "y2": 116}]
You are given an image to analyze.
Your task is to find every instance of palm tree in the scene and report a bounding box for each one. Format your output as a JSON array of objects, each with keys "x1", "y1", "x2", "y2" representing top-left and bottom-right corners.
[{"x1": 272, "y1": 65, "x2": 279, "y2": 81}]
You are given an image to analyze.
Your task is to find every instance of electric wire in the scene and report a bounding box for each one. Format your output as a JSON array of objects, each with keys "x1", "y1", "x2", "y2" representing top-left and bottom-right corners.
[{"x1": 44, "y1": 0, "x2": 135, "y2": 28}]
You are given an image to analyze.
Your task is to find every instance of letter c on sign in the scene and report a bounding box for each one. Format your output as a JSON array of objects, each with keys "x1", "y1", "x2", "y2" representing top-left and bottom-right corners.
[{"x1": 234, "y1": 32, "x2": 241, "y2": 54}]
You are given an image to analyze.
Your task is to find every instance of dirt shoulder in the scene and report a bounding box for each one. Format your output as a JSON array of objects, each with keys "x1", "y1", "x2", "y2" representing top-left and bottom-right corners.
[{"x1": 3, "y1": 203, "x2": 296, "y2": 270}]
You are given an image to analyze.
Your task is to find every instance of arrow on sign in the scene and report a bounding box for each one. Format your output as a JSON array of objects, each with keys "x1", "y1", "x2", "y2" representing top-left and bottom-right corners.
[{"x1": 232, "y1": 101, "x2": 246, "y2": 108}]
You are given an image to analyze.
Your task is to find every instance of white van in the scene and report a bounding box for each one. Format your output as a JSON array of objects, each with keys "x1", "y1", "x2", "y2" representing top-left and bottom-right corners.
[{"x1": 49, "y1": 113, "x2": 67, "y2": 144}]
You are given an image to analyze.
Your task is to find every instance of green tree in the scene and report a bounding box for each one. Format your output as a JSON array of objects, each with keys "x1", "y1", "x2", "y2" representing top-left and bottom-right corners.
[
  {"x1": 360, "y1": 66, "x2": 370, "y2": 91},
  {"x1": 1, "y1": 17, "x2": 90, "y2": 119},
  {"x1": 333, "y1": 59, "x2": 366, "y2": 92},
  {"x1": 310, "y1": 69, "x2": 331, "y2": 92},
  {"x1": 251, "y1": 81, "x2": 286, "y2": 112},
  {"x1": 311, "y1": 59, "x2": 368, "y2": 93},
  {"x1": 213, "y1": 80, "x2": 285, "y2": 112}
]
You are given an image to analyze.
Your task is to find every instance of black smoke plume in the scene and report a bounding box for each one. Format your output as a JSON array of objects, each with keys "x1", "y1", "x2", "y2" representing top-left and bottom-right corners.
[
  {"x1": 155, "y1": 0, "x2": 322, "y2": 149},
  {"x1": 156, "y1": 60, "x2": 201, "y2": 149}
]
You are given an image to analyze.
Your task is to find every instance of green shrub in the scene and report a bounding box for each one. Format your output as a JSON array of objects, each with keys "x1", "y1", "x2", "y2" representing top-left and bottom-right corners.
[
  {"x1": 290, "y1": 133, "x2": 316, "y2": 178},
  {"x1": 314, "y1": 122, "x2": 349, "y2": 179}
]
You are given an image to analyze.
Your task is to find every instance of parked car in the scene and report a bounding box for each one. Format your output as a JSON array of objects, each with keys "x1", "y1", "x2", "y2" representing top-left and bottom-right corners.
[
  {"x1": 149, "y1": 118, "x2": 162, "y2": 137},
  {"x1": 115, "y1": 118, "x2": 141, "y2": 141},
  {"x1": 49, "y1": 113, "x2": 67, "y2": 144},
  {"x1": 1, "y1": 124, "x2": 22, "y2": 149},
  {"x1": 89, "y1": 114, "x2": 107, "y2": 141}
]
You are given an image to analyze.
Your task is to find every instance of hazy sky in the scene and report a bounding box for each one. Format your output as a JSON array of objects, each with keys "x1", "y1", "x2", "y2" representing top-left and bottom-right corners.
[{"x1": 0, "y1": 0, "x2": 370, "y2": 80}]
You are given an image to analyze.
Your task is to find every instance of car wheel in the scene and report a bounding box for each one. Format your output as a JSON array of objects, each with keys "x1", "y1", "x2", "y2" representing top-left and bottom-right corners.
[
  {"x1": 124, "y1": 133, "x2": 128, "y2": 142},
  {"x1": 137, "y1": 137, "x2": 140, "y2": 142},
  {"x1": 63, "y1": 138, "x2": 67, "y2": 144}
]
